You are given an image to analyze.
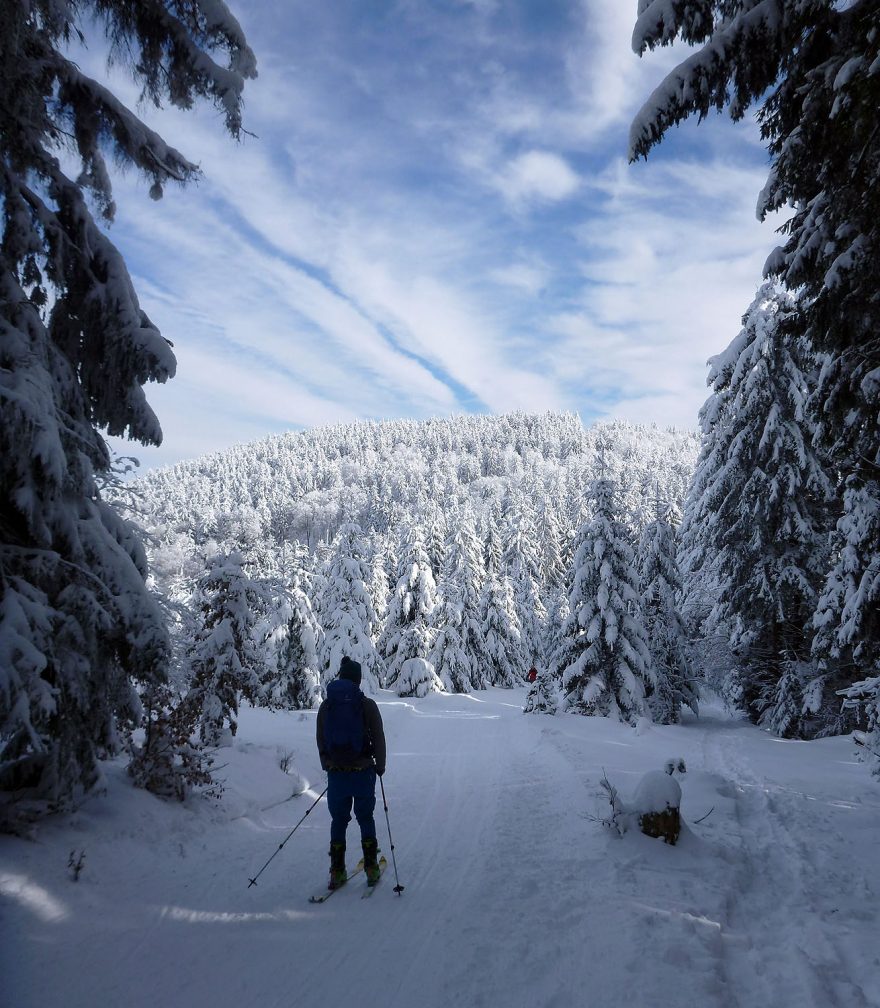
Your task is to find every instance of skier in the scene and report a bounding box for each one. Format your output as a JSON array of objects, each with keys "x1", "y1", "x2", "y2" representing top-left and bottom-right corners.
[
  {"x1": 316, "y1": 656, "x2": 386, "y2": 888},
  {"x1": 527, "y1": 666, "x2": 538, "y2": 683}
]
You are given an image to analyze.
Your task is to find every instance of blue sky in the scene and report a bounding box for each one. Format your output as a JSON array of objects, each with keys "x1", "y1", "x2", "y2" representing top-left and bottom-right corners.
[{"x1": 92, "y1": 0, "x2": 783, "y2": 470}]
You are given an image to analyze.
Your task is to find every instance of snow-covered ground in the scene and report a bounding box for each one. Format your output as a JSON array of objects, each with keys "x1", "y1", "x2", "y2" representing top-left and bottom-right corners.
[{"x1": 2, "y1": 691, "x2": 878, "y2": 1008}]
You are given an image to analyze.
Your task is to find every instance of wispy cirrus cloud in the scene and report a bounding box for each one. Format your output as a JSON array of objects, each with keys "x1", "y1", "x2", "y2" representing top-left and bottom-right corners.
[{"x1": 79, "y1": 1, "x2": 784, "y2": 469}]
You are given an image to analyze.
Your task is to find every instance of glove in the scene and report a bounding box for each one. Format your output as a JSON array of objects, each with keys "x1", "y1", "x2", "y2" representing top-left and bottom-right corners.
[{"x1": 375, "y1": 766, "x2": 385, "y2": 777}]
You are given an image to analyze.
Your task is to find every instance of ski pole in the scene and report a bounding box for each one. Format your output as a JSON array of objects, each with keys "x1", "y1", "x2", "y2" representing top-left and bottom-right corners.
[
  {"x1": 379, "y1": 775, "x2": 405, "y2": 895},
  {"x1": 247, "y1": 786, "x2": 327, "y2": 888}
]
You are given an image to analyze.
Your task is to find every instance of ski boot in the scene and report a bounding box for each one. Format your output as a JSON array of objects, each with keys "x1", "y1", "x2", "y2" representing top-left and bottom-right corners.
[
  {"x1": 328, "y1": 842, "x2": 346, "y2": 889},
  {"x1": 362, "y1": 836, "x2": 381, "y2": 886}
]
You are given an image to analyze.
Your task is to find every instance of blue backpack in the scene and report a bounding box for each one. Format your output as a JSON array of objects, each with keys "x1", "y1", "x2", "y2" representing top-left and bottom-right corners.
[{"x1": 324, "y1": 678, "x2": 370, "y2": 764}]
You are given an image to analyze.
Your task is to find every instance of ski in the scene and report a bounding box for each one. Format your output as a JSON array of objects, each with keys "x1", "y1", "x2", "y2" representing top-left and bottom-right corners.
[
  {"x1": 308, "y1": 859, "x2": 364, "y2": 903},
  {"x1": 360, "y1": 856, "x2": 388, "y2": 898}
]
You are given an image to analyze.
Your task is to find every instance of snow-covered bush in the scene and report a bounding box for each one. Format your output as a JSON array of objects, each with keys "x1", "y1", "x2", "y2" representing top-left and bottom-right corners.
[
  {"x1": 593, "y1": 770, "x2": 630, "y2": 837},
  {"x1": 841, "y1": 676, "x2": 880, "y2": 778},
  {"x1": 523, "y1": 667, "x2": 558, "y2": 715},
  {"x1": 395, "y1": 657, "x2": 444, "y2": 699},
  {"x1": 127, "y1": 685, "x2": 217, "y2": 801}
]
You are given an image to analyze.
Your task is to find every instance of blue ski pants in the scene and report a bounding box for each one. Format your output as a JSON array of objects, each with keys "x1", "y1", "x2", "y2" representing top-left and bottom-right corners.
[{"x1": 327, "y1": 769, "x2": 377, "y2": 844}]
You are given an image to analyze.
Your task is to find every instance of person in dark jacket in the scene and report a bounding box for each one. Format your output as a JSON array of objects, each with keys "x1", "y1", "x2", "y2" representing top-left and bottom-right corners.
[{"x1": 316, "y1": 656, "x2": 386, "y2": 887}]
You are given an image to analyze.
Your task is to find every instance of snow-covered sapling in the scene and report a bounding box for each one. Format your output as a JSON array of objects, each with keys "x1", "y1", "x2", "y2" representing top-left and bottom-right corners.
[
  {"x1": 68, "y1": 850, "x2": 85, "y2": 882},
  {"x1": 592, "y1": 769, "x2": 631, "y2": 837}
]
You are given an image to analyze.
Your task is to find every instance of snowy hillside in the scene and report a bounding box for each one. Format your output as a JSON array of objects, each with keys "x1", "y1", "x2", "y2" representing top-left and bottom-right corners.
[
  {"x1": 2, "y1": 692, "x2": 877, "y2": 1008},
  {"x1": 134, "y1": 412, "x2": 698, "y2": 549}
]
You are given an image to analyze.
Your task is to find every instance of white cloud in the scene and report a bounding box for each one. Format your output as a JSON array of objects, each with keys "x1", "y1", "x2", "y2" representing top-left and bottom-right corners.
[
  {"x1": 332, "y1": 254, "x2": 569, "y2": 414},
  {"x1": 497, "y1": 150, "x2": 581, "y2": 205},
  {"x1": 489, "y1": 262, "x2": 548, "y2": 296},
  {"x1": 537, "y1": 154, "x2": 788, "y2": 427},
  {"x1": 75, "y1": 4, "x2": 785, "y2": 465}
]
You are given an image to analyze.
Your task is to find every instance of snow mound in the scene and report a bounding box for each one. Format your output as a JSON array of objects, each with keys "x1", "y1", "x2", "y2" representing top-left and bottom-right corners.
[{"x1": 632, "y1": 769, "x2": 682, "y2": 814}]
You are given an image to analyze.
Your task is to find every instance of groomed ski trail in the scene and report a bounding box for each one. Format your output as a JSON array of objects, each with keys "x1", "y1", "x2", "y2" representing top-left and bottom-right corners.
[{"x1": 2, "y1": 690, "x2": 877, "y2": 1008}]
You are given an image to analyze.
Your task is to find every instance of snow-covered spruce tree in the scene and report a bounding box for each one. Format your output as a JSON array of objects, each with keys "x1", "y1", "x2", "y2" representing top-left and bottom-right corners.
[
  {"x1": 480, "y1": 574, "x2": 526, "y2": 688},
  {"x1": 840, "y1": 675, "x2": 880, "y2": 777},
  {"x1": 559, "y1": 478, "x2": 652, "y2": 724},
  {"x1": 503, "y1": 513, "x2": 547, "y2": 668},
  {"x1": 0, "y1": 3, "x2": 254, "y2": 818},
  {"x1": 430, "y1": 515, "x2": 488, "y2": 692},
  {"x1": 368, "y1": 542, "x2": 390, "y2": 643},
  {"x1": 811, "y1": 482, "x2": 880, "y2": 735},
  {"x1": 677, "y1": 452, "x2": 743, "y2": 713},
  {"x1": 631, "y1": 0, "x2": 880, "y2": 722},
  {"x1": 543, "y1": 587, "x2": 571, "y2": 678},
  {"x1": 380, "y1": 530, "x2": 438, "y2": 691},
  {"x1": 318, "y1": 523, "x2": 383, "y2": 693},
  {"x1": 482, "y1": 509, "x2": 504, "y2": 578},
  {"x1": 271, "y1": 564, "x2": 322, "y2": 711},
  {"x1": 186, "y1": 552, "x2": 274, "y2": 747},
  {"x1": 638, "y1": 503, "x2": 698, "y2": 724},
  {"x1": 681, "y1": 285, "x2": 831, "y2": 736},
  {"x1": 523, "y1": 664, "x2": 559, "y2": 715},
  {"x1": 537, "y1": 497, "x2": 566, "y2": 597},
  {"x1": 424, "y1": 511, "x2": 447, "y2": 583},
  {"x1": 430, "y1": 581, "x2": 471, "y2": 694}
]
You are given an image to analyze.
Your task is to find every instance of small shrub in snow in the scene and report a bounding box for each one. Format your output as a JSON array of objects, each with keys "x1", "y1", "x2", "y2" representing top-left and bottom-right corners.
[
  {"x1": 128, "y1": 684, "x2": 217, "y2": 801},
  {"x1": 67, "y1": 850, "x2": 85, "y2": 882},
  {"x1": 594, "y1": 770, "x2": 631, "y2": 837},
  {"x1": 593, "y1": 766, "x2": 684, "y2": 845}
]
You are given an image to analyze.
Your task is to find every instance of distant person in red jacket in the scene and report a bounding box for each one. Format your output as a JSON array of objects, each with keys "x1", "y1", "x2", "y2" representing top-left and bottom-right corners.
[{"x1": 527, "y1": 666, "x2": 538, "y2": 683}]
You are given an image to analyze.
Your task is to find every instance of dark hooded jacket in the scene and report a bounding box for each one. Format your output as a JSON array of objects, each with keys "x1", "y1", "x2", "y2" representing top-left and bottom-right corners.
[{"x1": 316, "y1": 686, "x2": 386, "y2": 775}]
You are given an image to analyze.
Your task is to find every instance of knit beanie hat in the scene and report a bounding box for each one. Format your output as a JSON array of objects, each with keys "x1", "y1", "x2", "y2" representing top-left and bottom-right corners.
[{"x1": 339, "y1": 656, "x2": 362, "y2": 685}]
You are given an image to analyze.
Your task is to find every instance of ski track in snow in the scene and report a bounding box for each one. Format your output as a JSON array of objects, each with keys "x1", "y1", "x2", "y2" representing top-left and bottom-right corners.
[{"x1": 1, "y1": 691, "x2": 878, "y2": 1008}]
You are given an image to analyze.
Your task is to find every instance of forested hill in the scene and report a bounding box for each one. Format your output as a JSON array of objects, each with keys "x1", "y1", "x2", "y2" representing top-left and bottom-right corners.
[
  {"x1": 124, "y1": 413, "x2": 701, "y2": 739},
  {"x1": 135, "y1": 412, "x2": 699, "y2": 551}
]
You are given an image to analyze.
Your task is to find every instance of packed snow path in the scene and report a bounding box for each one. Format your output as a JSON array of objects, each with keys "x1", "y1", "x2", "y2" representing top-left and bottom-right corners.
[{"x1": 2, "y1": 691, "x2": 878, "y2": 1008}]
